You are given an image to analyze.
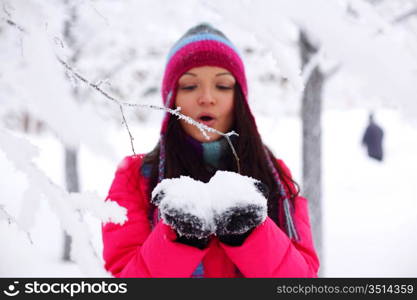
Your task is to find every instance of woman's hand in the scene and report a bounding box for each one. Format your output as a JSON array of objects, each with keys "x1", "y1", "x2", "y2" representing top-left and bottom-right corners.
[
  {"x1": 152, "y1": 172, "x2": 268, "y2": 248},
  {"x1": 208, "y1": 171, "x2": 269, "y2": 246},
  {"x1": 151, "y1": 176, "x2": 215, "y2": 249}
]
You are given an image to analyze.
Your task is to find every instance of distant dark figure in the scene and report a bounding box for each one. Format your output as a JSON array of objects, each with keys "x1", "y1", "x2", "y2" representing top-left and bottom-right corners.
[{"x1": 362, "y1": 113, "x2": 384, "y2": 161}]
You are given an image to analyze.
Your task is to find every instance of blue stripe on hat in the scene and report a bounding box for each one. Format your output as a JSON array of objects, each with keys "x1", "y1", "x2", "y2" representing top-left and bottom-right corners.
[{"x1": 167, "y1": 33, "x2": 240, "y2": 62}]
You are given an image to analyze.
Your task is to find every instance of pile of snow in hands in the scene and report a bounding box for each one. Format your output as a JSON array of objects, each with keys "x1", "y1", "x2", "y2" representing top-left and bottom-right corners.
[{"x1": 151, "y1": 171, "x2": 268, "y2": 237}]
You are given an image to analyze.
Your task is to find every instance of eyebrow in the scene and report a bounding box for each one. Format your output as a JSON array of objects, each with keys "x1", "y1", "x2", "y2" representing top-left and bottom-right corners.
[
  {"x1": 182, "y1": 72, "x2": 233, "y2": 77},
  {"x1": 183, "y1": 72, "x2": 197, "y2": 77},
  {"x1": 216, "y1": 72, "x2": 233, "y2": 77}
]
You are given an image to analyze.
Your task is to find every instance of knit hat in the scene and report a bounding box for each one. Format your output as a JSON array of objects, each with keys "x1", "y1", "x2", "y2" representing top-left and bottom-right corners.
[
  {"x1": 160, "y1": 23, "x2": 250, "y2": 132},
  {"x1": 156, "y1": 23, "x2": 299, "y2": 241}
]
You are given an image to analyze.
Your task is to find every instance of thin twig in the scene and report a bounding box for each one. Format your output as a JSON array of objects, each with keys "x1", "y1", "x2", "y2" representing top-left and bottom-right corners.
[
  {"x1": 2, "y1": 1, "x2": 11, "y2": 18},
  {"x1": 87, "y1": 0, "x2": 109, "y2": 26},
  {"x1": 119, "y1": 104, "x2": 136, "y2": 154},
  {"x1": 225, "y1": 135, "x2": 240, "y2": 173},
  {"x1": 2, "y1": 3, "x2": 26, "y2": 58},
  {"x1": 0, "y1": 205, "x2": 34, "y2": 244},
  {"x1": 57, "y1": 56, "x2": 241, "y2": 172},
  {"x1": 2, "y1": 2, "x2": 25, "y2": 32},
  {"x1": 4, "y1": 18, "x2": 25, "y2": 32}
]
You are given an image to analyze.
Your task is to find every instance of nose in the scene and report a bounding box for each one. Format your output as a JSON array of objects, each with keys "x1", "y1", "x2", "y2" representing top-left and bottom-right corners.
[{"x1": 197, "y1": 87, "x2": 216, "y2": 106}]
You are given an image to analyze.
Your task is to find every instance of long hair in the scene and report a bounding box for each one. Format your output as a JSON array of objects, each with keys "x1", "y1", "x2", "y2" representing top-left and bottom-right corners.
[{"x1": 142, "y1": 84, "x2": 300, "y2": 232}]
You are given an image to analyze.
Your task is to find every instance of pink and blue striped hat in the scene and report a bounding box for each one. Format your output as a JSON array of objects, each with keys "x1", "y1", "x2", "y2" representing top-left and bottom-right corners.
[
  {"x1": 160, "y1": 23, "x2": 250, "y2": 133},
  {"x1": 162, "y1": 23, "x2": 248, "y2": 108}
]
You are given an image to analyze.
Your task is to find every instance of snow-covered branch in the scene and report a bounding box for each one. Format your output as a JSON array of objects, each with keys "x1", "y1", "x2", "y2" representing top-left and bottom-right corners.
[
  {"x1": 0, "y1": 128, "x2": 127, "y2": 276},
  {"x1": 323, "y1": 63, "x2": 341, "y2": 80},
  {"x1": 0, "y1": 204, "x2": 33, "y2": 244},
  {"x1": 1, "y1": 1, "x2": 24, "y2": 32},
  {"x1": 58, "y1": 57, "x2": 242, "y2": 172},
  {"x1": 301, "y1": 47, "x2": 323, "y2": 84},
  {"x1": 392, "y1": 5, "x2": 417, "y2": 24},
  {"x1": 4, "y1": 18, "x2": 25, "y2": 32}
]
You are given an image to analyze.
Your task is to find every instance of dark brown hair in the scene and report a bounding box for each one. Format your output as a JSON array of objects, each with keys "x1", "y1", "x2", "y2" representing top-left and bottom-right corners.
[{"x1": 142, "y1": 84, "x2": 300, "y2": 231}]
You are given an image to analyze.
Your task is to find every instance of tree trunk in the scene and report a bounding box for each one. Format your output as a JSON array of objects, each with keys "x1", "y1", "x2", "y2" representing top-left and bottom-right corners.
[
  {"x1": 62, "y1": 0, "x2": 80, "y2": 262},
  {"x1": 299, "y1": 29, "x2": 324, "y2": 275},
  {"x1": 62, "y1": 146, "x2": 80, "y2": 261}
]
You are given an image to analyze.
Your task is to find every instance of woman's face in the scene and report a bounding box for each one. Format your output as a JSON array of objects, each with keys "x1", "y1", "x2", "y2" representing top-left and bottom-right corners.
[{"x1": 175, "y1": 66, "x2": 236, "y2": 142}]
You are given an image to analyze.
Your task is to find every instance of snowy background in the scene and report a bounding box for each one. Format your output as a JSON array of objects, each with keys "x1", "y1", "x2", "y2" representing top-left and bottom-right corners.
[{"x1": 1, "y1": 0, "x2": 417, "y2": 277}]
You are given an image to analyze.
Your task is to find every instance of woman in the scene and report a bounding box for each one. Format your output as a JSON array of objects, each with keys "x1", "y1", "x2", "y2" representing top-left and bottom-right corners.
[{"x1": 102, "y1": 23, "x2": 319, "y2": 278}]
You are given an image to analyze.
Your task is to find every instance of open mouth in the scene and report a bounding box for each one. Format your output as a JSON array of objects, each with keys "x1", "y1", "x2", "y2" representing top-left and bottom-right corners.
[
  {"x1": 197, "y1": 114, "x2": 216, "y2": 126},
  {"x1": 200, "y1": 116, "x2": 214, "y2": 121}
]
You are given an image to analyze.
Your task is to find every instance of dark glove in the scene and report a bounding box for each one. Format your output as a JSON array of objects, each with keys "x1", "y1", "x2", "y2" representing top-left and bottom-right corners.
[
  {"x1": 151, "y1": 177, "x2": 215, "y2": 249},
  {"x1": 217, "y1": 228, "x2": 254, "y2": 246},
  {"x1": 209, "y1": 171, "x2": 269, "y2": 246},
  {"x1": 175, "y1": 233, "x2": 210, "y2": 250}
]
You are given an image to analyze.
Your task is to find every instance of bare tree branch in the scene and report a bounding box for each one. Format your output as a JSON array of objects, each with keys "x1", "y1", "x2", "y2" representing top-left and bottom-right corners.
[
  {"x1": 57, "y1": 57, "x2": 241, "y2": 172},
  {"x1": 302, "y1": 47, "x2": 323, "y2": 84},
  {"x1": 119, "y1": 104, "x2": 136, "y2": 154},
  {"x1": 324, "y1": 63, "x2": 342, "y2": 80},
  {"x1": 0, "y1": 204, "x2": 34, "y2": 244},
  {"x1": 1, "y1": 6, "x2": 242, "y2": 172},
  {"x1": 87, "y1": 0, "x2": 110, "y2": 26},
  {"x1": 4, "y1": 18, "x2": 25, "y2": 32},
  {"x1": 392, "y1": 5, "x2": 417, "y2": 24},
  {"x1": 2, "y1": 1, "x2": 25, "y2": 33}
]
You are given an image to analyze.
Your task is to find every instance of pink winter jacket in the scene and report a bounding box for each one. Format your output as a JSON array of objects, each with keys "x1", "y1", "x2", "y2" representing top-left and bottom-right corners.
[{"x1": 101, "y1": 154, "x2": 320, "y2": 278}]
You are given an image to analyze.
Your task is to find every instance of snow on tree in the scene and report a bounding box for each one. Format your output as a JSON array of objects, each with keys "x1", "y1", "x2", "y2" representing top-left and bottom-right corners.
[
  {"x1": 1, "y1": 0, "x2": 417, "y2": 276},
  {"x1": 0, "y1": 128, "x2": 127, "y2": 276}
]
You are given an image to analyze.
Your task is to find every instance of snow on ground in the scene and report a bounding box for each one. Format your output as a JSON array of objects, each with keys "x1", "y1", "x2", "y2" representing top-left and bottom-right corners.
[
  {"x1": 0, "y1": 108, "x2": 416, "y2": 277},
  {"x1": 260, "y1": 108, "x2": 417, "y2": 277},
  {"x1": 322, "y1": 109, "x2": 417, "y2": 277}
]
